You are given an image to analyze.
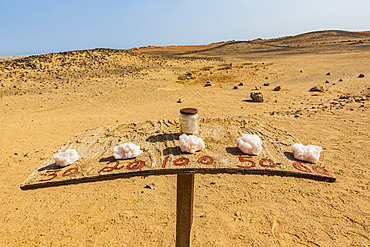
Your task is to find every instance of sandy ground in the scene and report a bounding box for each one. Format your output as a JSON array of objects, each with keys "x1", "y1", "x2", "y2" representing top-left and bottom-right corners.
[{"x1": 0, "y1": 31, "x2": 369, "y2": 246}]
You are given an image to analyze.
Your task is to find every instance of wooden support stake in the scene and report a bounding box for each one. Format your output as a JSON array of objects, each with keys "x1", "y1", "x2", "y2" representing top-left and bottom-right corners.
[{"x1": 176, "y1": 173, "x2": 195, "y2": 247}]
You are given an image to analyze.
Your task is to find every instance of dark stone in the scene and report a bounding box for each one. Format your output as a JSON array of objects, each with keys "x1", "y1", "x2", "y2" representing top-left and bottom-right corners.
[
  {"x1": 273, "y1": 86, "x2": 281, "y2": 91},
  {"x1": 204, "y1": 83, "x2": 212, "y2": 87},
  {"x1": 310, "y1": 85, "x2": 326, "y2": 92},
  {"x1": 250, "y1": 92, "x2": 264, "y2": 102},
  {"x1": 233, "y1": 86, "x2": 238, "y2": 89},
  {"x1": 326, "y1": 72, "x2": 331, "y2": 76},
  {"x1": 144, "y1": 183, "x2": 157, "y2": 190},
  {"x1": 238, "y1": 83, "x2": 244, "y2": 86},
  {"x1": 358, "y1": 74, "x2": 365, "y2": 78},
  {"x1": 263, "y1": 83, "x2": 270, "y2": 86}
]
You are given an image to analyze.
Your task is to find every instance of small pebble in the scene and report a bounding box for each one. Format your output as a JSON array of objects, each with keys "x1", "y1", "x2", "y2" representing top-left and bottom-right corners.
[
  {"x1": 310, "y1": 85, "x2": 326, "y2": 92},
  {"x1": 144, "y1": 183, "x2": 157, "y2": 190}
]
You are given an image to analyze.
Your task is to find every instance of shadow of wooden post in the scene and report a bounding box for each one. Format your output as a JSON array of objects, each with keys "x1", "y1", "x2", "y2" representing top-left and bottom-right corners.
[{"x1": 176, "y1": 173, "x2": 194, "y2": 247}]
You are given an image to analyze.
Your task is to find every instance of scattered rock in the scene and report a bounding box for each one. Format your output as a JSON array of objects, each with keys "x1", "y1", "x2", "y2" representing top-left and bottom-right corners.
[
  {"x1": 250, "y1": 92, "x2": 264, "y2": 102},
  {"x1": 310, "y1": 85, "x2": 327, "y2": 92},
  {"x1": 326, "y1": 72, "x2": 331, "y2": 76},
  {"x1": 325, "y1": 80, "x2": 330, "y2": 83},
  {"x1": 177, "y1": 99, "x2": 182, "y2": 103},
  {"x1": 238, "y1": 83, "x2": 244, "y2": 86},
  {"x1": 273, "y1": 86, "x2": 281, "y2": 91},
  {"x1": 265, "y1": 77, "x2": 268, "y2": 79},
  {"x1": 144, "y1": 183, "x2": 157, "y2": 190},
  {"x1": 254, "y1": 86, "x2": 260, "y2": 90},
  {"x1": 300, "y1": 70, "x2": 303, "y2": 73},
  {"x1": 233, "y1": 86, "x2": 238, "y2": 89},
  {"x1": 339, "y1": 94, "x2": 350, "y2": 99},
  {"x1": 332, "y1": 83, "x2": 335, "y2": 85},
  {"x1": 354, "y1": 97, "x2": 365, "y2": 102},
  {"x1": 263, "y1": 83, "x2": 270, "y2": 86},
  {"x1": 358, "y1": 74, "x2": 365, "y2": 78},
  {"x1": 338, "y1": 79, "x2": 343, "y2": 82},
  {"x1": 204, "y1": 83, "x2": 212, "y2": 87}
]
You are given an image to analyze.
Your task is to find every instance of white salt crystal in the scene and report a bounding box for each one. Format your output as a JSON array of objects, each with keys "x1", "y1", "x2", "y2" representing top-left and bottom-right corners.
[
  {"x1": 53, "y1": 149, "x2": 79, "y2": 167},
  {"x1": 113, "y1": 142, "x2": 143, "y2": 159},
  {"x1": 236, "y1": 134, "x2": 263, "y2": 155},
  {"x1": 179, "y1": 134, "x2": 205, "y2": 153},
  {"x1": 292, "y1": 143, "x2": 322, "y2": 163}
]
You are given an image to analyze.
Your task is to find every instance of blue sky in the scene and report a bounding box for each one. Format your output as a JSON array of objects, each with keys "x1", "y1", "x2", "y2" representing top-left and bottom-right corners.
[{"x1": 0, "y1": 0, "x2": 369, "y2": 56}]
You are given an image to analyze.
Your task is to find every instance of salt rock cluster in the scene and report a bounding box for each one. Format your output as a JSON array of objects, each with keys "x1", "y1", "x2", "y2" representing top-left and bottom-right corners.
[
  {"x1": 113, "y1": 142, "x2": 143, "y2": 159},
  {"x1": 236, "y1": 134, "x2": 263, "y2": 155},
  {"x1": 179, "y1": 134, "x2": 205, "y2": 153},
  {"x1": 292, "y1": 143, "x2": 322, "y2": 163},
  {"x1": 53, "y1": 149, "x2": 79, "y2": 167}
]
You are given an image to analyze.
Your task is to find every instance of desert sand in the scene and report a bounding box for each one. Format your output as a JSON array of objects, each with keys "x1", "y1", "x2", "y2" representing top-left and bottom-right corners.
[{"x1": 0, "y1": 30, "x2": 369, "y2": 246}]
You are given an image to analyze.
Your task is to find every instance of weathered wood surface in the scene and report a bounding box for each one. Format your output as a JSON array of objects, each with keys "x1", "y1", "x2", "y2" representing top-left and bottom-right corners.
[
  {"x1": 21, "y1": 118, "x2": 335, "y2": 190},
  {"x1": 176, "y1": 173, "x2": 194, "y2": 247}
]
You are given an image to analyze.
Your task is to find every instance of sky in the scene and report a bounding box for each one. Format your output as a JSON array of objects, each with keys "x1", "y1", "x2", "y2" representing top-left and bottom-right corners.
[{"x1": 0, "y1": 0, "x2": 369, "y2": 56}]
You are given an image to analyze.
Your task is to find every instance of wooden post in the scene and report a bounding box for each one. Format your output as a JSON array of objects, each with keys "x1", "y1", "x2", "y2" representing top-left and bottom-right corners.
[{"x1": 176, "y1": 173, "x2": 195, "y2": 247}]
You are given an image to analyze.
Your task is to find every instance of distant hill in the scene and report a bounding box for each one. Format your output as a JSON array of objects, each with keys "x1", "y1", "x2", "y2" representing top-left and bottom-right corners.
[
  {"x1": 0, "y1": 48, "x2": 192, "y2": 96},
  {"x1": 128, "y1": 41, "x2": 235, "y2": 56},
  {"x1": 1, "y1": 30, "x2": 369, "y2": 96},
  {"x1": 135, "y1": 30, "x2": 370, "y2": 59},
  {"x1": 252, "y1": 30, "x2": 370, "y2": 44}
]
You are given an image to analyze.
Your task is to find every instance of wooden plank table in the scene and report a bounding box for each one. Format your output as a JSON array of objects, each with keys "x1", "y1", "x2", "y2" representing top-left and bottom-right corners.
[{"x1": 21, "y1": 118, "x2": 335, "y2": 246}]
